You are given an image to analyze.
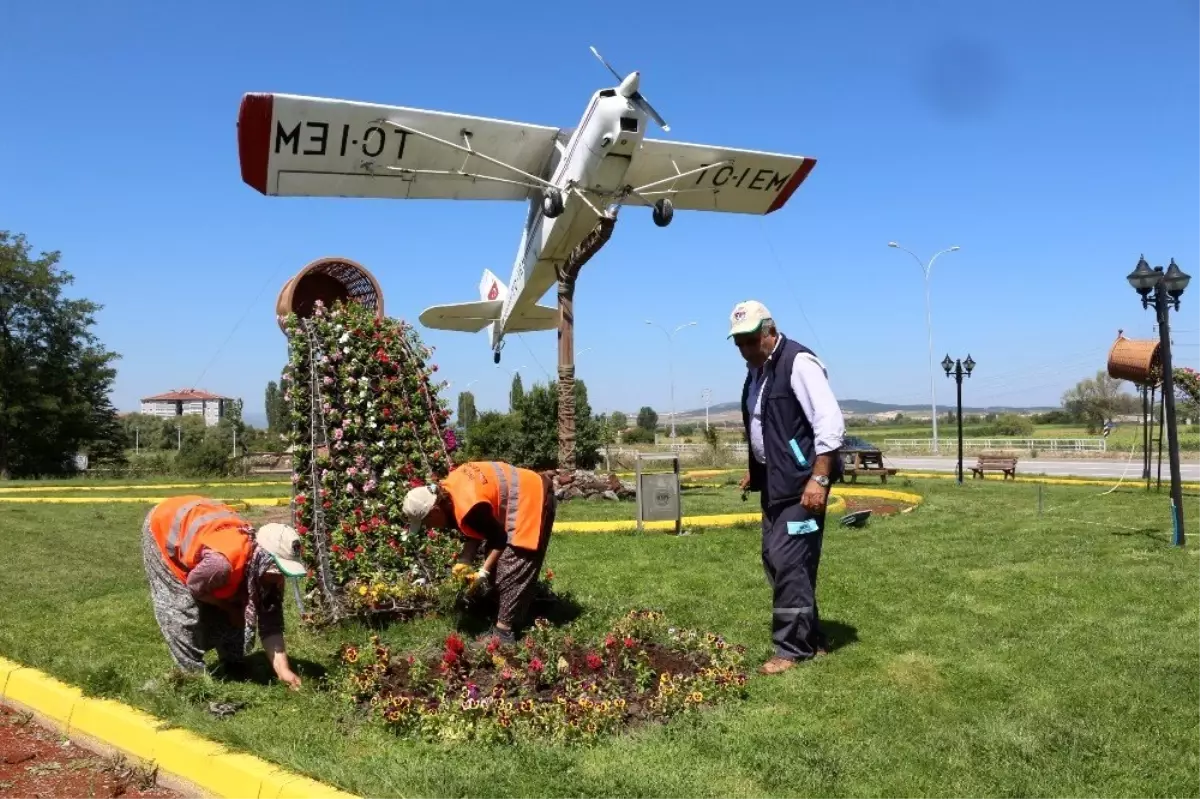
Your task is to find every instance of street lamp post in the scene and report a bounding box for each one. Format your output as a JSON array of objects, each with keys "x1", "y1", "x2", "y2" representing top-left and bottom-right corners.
[
  {"x1": 701, "y1": 388, "x2": 712, "y2": 432},
  {"x1": 1126, "y1": 255, "x2": 1191, "y2": 547},
  {"x1": 941, "y1": 354, "x2": 976, "y2": 484},
  {"x1": 889, "y1": 242, "x2": 961, "y2": 454},
  {"x1": 645, "y1": 320, "x2": 697, "y2": 444}
]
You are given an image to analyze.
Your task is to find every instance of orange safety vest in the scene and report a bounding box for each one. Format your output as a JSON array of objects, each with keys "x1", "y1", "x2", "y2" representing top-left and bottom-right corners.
[
  {"x1": 441, "y1": 461, "x2": 545, "y2": 551},
  {"x1": 149, "y1": 495, "x2": 254, "y2": 600}
]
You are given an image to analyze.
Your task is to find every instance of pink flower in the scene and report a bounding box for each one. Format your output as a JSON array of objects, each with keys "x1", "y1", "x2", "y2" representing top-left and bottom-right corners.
[{"x1": 528, "y1": 657, "x2": 544, "y2": 674}]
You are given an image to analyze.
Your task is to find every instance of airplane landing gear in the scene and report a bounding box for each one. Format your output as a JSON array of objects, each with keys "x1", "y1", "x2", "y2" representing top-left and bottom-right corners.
[
  {"x1": 652, "y1": 198, "x2": 674, "y2": 227},
  {"x1": 542, "y1": 188, "x2": 565, "y2": 218},
  {"x1": 493, "y1": 350, "x2": 501, "y2": 364}
]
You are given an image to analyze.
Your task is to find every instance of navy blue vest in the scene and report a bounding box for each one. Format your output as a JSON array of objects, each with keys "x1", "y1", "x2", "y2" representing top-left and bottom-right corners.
[{"x1": 741, "y1": 335, "x2": 840, "y2": 507}]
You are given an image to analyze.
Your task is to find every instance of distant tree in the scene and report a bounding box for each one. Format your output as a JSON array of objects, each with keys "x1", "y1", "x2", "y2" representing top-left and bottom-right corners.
[
  {"x1": 457, "y1": 390, "x2": 478, "y2": 431},
  {"x1": 510, "y1": 373, "x2": 524, "y2": 411},
  {"x1": 610, "y1": 410, "x2": 628, "y2": 431},
  {"x1": 636, "y1": 406, "x2": 658, "y2": 432},
  {"x1": 0, "y1": 231, "x2": 125, "y2": 477},
  {"x1": 265, "y1": 381, "x2": 280, "y2": 435},
  {"x1": 1061, "y1": 371, "x2": 1141, "y2": 432}
]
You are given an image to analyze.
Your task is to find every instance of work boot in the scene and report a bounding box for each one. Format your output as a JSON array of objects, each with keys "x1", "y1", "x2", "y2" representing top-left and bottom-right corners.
[{"x1": 489, "y1": 625, "x2": 517, "y2": 645}]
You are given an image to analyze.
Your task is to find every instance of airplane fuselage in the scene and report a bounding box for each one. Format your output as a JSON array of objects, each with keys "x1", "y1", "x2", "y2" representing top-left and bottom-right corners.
[{"x1": 490, "y1": 88, "x2": 648, "y2": 353}]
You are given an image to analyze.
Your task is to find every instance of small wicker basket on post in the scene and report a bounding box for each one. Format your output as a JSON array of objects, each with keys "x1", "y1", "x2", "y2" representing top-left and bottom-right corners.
[
  {"x1": 1106, "y1": 332, "x2": 1161, "y2": 386},
  {"x1": 276, "y1": 257, "x2": 385, "y2": 334}
]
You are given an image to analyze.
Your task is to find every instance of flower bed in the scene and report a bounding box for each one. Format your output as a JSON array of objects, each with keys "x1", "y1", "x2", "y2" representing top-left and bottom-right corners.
[
  {"x1": 332, "y1": 610, "x2": 750, "y2": 744},
  {"x1": 282, "y1": 299, "x2": 464, "y2": 623}
]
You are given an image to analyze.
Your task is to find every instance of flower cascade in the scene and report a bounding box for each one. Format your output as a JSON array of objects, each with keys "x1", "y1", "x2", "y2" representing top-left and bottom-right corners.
[
  {"x1": 283, "y1": 298, "x2": 463, "y2": 620},
  {"x1": 332, "y1": 609, "x2": 750, "y2": 744}
]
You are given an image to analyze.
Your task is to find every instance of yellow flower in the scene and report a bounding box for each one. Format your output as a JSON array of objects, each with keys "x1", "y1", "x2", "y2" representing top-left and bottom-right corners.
[
  {"x1": 659, "y1": 672, "x2": 671, "y2": 684},
  {"x1": 358, "y1": 585, "x2": 368, "y2": 596}
]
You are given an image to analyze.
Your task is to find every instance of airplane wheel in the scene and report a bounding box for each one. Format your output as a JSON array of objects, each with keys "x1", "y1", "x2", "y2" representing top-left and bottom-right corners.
[
  {"x1": 542, "y1": 188, "x2": 565, "y2": 218},
  {"x1": 652, "y1": 198, "x2": 674, "y2": 227},
  {"x1": 493, "y1": 351, "x2": 501, "y2": 364}
]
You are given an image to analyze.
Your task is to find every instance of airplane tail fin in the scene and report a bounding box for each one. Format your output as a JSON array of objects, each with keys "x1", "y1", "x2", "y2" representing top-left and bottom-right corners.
[{"x1": 479, "y1": 269, "x2": 508, "y2": 303}]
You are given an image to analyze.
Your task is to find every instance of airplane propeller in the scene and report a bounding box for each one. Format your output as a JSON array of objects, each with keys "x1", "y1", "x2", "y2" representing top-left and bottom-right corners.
[{"x1": 589, "y1": 46, "x2": 670, "y2": 132}]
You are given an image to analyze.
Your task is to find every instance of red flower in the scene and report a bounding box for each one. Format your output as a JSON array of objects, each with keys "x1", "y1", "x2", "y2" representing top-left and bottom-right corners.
[
  {"x1": 623, "y1": 637, "x2": 635, "y2": 649},
  {"x1": 604, "y1": 635, "x2": 617, "y2": 650},
  {"x1": 544, "y1": 569, "x2": 554, "y2": 582},
  {"x1": 445, "y1": 633, "x2": 465, "y2": 655},
  {"x1": 586, "y1": 653, "x2": 603, "y2": 670},
  {"x1": 528, "y1": 657, "x2": 544, "y2": 674},
  {"x1": 442, "y1": 650, "x2": 459, "y2": 666}
]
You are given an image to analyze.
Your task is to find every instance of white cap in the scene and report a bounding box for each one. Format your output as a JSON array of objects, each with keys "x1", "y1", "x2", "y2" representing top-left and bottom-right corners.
[
  {"x1": 728, "y1": 300, "x2": 772, "y2": 338},
  {"x1": 401, "y1": 485, "x2": 439, "y2": 536},
  {"x1": 255, "y1": 523, "x2": 307, "y2": 577}
]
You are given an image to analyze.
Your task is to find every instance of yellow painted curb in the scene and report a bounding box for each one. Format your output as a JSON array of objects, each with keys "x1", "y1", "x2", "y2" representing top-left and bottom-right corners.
[
  {"x1": 0, "y1": 481, "x2": 289, "y2": 493},
  {"x1": 0, "y1": 496, "x2": 292, "y2": 506},
  {"x1": 0, "y1": 655, "x2": 357, "y2": 799},
  {"x1": 835, "y1": 486, "x2": 925, "y2": 504},
  {"x1": 552, "y1": 495, "x2": 850, "y2": 533}
]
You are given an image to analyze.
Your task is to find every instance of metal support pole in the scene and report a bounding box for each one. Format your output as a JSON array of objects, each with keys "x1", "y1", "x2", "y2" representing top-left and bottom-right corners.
[
  {"x1": 956, "y1": 371, "x2": 964, "y2": 484},
  {"x1": 1155, "y1": 288, "x2": 1185, "y2": 545}
]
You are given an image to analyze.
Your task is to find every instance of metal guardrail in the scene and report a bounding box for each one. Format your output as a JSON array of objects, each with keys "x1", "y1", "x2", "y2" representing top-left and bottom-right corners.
[{"x1": 882, "y1": 438, "x2": 1108, "y2": 453}]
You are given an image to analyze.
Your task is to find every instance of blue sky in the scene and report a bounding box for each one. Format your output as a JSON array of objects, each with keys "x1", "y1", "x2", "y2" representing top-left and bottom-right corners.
[{"x1": 2, "y1": 0, "x2": 1197, "y2": 424}]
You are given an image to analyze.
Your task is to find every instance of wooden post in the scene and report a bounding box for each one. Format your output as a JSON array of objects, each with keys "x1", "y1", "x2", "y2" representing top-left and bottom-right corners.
[{"x1": 556, "y1": 215, "x2": 617, "y2": 470}]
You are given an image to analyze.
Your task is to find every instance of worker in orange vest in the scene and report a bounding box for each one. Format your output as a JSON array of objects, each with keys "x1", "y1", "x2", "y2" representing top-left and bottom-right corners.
[
  {"x1": 140, "y1": 495, "x2": 306, "y2": 690},
  {"x1": 402, "y1": 461, "x2": 556, "y2": 643}
]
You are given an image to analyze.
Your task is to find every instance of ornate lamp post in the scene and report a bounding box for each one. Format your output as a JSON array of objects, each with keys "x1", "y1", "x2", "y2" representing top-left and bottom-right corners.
[
  {"x1": 942, "y1": 353, "x2": 975, "y2": 484},
  {"x1": 1126, "y1": 255, "x2": 1191, "y2": 546}
]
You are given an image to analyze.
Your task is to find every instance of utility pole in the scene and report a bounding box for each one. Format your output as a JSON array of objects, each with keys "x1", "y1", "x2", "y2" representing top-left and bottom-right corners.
[
  {"x1": 701, "y1": 388, "x2": 712, "y2": 432},
  {"x1": 888, "y1": 242, "x2": 960, "y2": 454},
  {"x1": 645, "y1": 319, "x2": 697, "y2": 445}
]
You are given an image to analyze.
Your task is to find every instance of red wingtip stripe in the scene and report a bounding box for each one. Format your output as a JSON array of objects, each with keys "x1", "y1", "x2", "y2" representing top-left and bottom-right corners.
[
  {"x1": 766, "y1": 157, "x2": 817, "y2": 214},
  {"x1": 237, "y1": 93, "x2": 274, "y2": 195}
]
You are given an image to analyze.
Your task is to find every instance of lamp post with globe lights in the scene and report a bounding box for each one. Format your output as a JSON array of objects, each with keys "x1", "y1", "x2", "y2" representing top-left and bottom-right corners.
[
  {"x1": 941, "y1": 354, "x2": 975, "y2": 484},
  {"x1": 1126, "y1": 255, "x2": 1191, "y2": 546}
]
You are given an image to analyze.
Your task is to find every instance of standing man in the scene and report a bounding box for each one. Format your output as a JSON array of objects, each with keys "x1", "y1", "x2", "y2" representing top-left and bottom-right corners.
[
  {"x1": 401, "y1": 460, "x2": 556, "y2": 643},
  {"x1": 729, "y1": 300, "x2": 845, "y2": 675}
]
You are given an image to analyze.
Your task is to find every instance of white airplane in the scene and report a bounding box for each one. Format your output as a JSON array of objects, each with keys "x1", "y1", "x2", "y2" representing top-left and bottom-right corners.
[{"x1": 237, "y1": 48, "x2": 817, "y2": 363}]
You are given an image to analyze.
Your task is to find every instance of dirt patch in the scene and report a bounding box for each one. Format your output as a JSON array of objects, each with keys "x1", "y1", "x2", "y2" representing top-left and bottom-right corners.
[
  {"x1": 841, "y1": 496, "x2": 914, "y2": 516},
  {"x1": 0, "y1": 704, "x2": 179, "y2": 799}
]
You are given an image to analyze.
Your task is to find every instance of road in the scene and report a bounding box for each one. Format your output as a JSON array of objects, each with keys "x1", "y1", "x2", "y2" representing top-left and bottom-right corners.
[{"x1": 885, "y1": 455, "x2": 1200, "y2": 481}]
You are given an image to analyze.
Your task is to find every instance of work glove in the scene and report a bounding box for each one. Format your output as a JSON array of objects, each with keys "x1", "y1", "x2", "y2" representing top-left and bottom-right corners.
[{"x1": 467, "y1": 568, "x2": 492, "y2": 598}]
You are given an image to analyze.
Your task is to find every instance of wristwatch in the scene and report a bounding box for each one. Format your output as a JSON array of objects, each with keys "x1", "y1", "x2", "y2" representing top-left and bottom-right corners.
[{"x1": 812, "y1": 475, "x2": 830, "y2": 488}]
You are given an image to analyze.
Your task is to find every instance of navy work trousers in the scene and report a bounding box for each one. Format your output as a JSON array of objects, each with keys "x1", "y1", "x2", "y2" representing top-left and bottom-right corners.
[{"x1": 761, "y1": 492, "x2": 826, "y2": 660}]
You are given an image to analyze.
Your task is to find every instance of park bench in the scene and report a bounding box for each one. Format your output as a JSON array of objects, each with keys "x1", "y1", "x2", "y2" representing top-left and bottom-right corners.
[
  {"x1": 840, "y1": 450, "x2": 898, "y2": 484},
  {"x1": 970, "y1": 454, "x2": 1018, "y2": 480}
]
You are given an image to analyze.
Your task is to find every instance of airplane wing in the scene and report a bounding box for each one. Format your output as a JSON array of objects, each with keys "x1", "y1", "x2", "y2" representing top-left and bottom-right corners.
[
  {"x1": 418, "y1": 300, "x2": 502, "y2": 333},
  {"x1": 238, "y1": 93, "x2": 561, "y2": 201},
  {"x1": 621, "y1": 138, "x2": 816, "y2": 215}
]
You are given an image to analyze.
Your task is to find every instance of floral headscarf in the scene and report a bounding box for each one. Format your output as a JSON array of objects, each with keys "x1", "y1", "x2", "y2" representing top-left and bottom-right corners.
[{"x1": 242, "y1": 545, "x2": 282, "y2": 655}]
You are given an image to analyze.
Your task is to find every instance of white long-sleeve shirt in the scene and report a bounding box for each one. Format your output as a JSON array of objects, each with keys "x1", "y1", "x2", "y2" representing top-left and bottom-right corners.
[{"x1": 748, "y1": 340, "x2": 845, "y2": 464}]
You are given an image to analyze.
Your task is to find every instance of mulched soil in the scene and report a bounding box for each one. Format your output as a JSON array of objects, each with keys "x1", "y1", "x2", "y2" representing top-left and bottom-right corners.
[
  {"x1": 841, "y1": 496, "x2": 914, "y2": 516},
  {"x1": 0, "y1": 705, "x2": 180, "y2": 799}
]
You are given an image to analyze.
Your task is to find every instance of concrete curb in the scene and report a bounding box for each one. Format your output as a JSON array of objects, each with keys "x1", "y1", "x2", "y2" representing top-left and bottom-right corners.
[{"x1": 0, "y1": 656, "x2": 357, "y2": 799}]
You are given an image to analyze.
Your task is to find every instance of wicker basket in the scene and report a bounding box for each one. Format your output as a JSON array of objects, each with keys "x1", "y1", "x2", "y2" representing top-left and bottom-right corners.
[
  {"x1": 1106, "y1": 334, "x2": 1161, "y2": 386},
  {"x1": 276, "y1": 257, "x2": 384, "y2": 333}
]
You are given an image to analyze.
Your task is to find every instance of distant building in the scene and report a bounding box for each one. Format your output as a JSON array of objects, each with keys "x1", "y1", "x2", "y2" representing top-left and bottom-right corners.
[{"x1": 140, "y1": 389, "x2": 233, "y2": 427}]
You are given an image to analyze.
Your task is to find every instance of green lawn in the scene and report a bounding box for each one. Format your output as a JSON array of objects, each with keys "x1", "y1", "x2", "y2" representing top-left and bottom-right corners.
[{"x1": 1, "y1": 480, "x2": 1197, "y2": 797}]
